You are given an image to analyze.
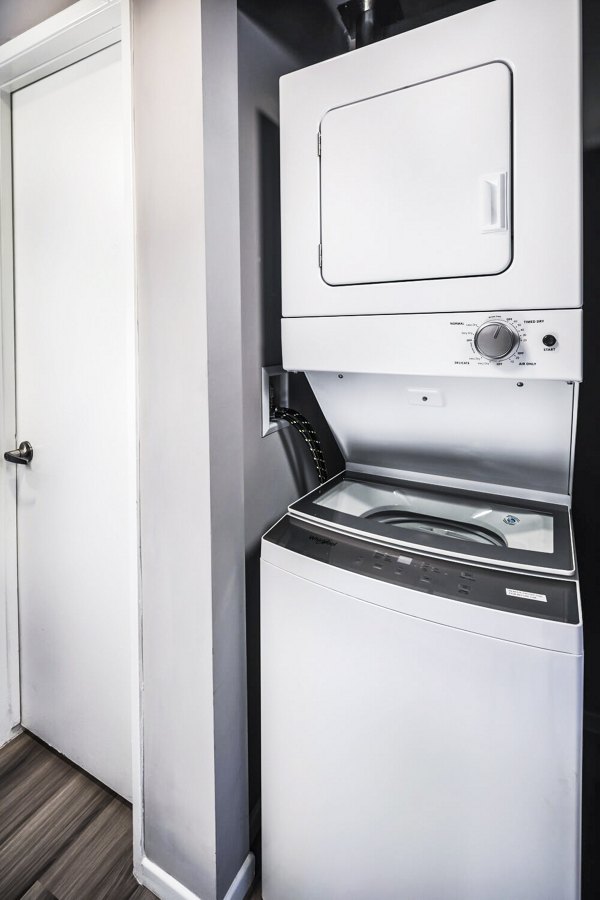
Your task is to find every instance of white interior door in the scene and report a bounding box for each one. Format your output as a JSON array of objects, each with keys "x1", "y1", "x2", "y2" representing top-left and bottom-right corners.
[
  {"x1": 10, "y1": 43, "x2": 135, "y2": 800},
  {"x1": 320, "y1": 62, "x2": 512, "y2": 285}
]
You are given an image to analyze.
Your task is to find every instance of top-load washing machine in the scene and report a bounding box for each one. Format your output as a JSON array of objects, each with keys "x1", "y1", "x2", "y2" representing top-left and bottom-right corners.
[
  {"x1": 261, "y1": 472, "x2": 582, "y2": 900},
  {"x1": 261, "y1": 0, "x2": 584, "y2": 897}
]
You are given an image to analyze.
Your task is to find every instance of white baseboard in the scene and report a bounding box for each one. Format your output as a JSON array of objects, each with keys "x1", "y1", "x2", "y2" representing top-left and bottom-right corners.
[
  {"x1": 138, "y1": 852, "x2": 255, "y2": 900},
  {"x1": 223, "y1": 854, "x2": 255, "y2": 900}
]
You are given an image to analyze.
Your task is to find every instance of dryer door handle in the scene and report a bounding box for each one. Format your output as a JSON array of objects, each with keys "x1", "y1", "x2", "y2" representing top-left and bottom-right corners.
[{"x1": 480, "y1": 172, "x2": 508, "y2": 232}]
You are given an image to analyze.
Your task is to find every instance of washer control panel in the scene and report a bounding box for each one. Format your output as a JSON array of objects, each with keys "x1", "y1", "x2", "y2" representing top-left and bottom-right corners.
[{"x1": 266, "y1": 516, "x2": 579, "y2": 625}]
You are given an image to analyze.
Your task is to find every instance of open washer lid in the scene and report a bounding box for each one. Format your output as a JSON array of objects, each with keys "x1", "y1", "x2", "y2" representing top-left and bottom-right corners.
[
  {"x1": 289, "y1": 471, "x2": 574, "y2": 576},
  {"x1": 305, "y1": 371, "x2": 577, "y2": 498}
]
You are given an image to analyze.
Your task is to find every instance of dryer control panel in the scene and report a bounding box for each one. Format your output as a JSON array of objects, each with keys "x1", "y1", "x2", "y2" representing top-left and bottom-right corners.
[
  {"x1": 453, "y1": 313, "x2": 567, "y2": 371},
  {"x1": 282, "y1": 309, "x2": 582, "y2": 380}
]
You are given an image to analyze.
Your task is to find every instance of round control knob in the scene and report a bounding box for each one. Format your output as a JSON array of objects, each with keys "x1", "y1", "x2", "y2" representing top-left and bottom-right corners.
[{"x1": 474, "y1": 321, "x2": 520, "y2": 360}]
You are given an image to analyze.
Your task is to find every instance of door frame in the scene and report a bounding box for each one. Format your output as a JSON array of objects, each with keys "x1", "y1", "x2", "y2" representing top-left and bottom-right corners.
[{"x1": 0, "y1": 0, "x2": 142, "y2": 865}]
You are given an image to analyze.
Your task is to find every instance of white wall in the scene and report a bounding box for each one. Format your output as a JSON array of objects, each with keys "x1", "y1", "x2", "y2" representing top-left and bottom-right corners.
[{"x1": 132, "y1": 1, "x2": 249, "y2": 898}]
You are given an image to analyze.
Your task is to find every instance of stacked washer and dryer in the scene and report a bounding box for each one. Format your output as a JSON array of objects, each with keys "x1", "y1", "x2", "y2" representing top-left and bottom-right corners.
[{"x1": 261, "y1": 1, "x2": 583, "y2": 897}]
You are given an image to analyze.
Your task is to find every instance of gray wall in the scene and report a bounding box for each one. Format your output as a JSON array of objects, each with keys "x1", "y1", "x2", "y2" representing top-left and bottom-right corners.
[
  {"x1": 132, "y1": 0, "x2": 248, "y2": 897},
  {"x1": 0, "y1": 1, "x2": 252, "y2": 896},
  {"x1": 0, "y1": 0, "x2": 77, "y2": 44},
  {"x1": 237, "y1": 11, "x2": 343, "y2": 818}
]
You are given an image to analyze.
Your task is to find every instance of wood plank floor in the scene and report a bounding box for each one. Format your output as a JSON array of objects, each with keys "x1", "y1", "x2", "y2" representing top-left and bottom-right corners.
[{"x1": 0, "y1": 731, "x2": 156, "y2": 900}]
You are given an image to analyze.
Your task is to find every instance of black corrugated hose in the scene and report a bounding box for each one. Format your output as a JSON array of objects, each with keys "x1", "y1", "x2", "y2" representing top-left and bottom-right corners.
[{"x1": 271, "y1": 406, "x2": 329, "y2": 485}]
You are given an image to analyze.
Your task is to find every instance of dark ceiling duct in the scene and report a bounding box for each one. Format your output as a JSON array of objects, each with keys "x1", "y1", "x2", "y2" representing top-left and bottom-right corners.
[
  {"x1": 238, "y1": 0, "x2": 348, "y2": 66},
  {"x1": 337, "y1": 0, "x2": 405, "y2": 47}
]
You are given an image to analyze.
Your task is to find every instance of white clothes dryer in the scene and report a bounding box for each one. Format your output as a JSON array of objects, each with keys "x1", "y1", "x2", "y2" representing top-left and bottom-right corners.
[{"x1": 280, "y1": 0, "x2": 581, "y2": 321}]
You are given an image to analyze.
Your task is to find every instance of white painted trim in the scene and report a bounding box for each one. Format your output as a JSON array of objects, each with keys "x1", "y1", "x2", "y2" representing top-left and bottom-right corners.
[
  {"x1": 223, "y1": 854, "x2": 255, "y2": 900},
  {"x1": 139, "y1": 858, "x2": 204, "y2": 900},
  {"x1": 139, "y1": 854, "x2": 255, "y2": 900},
  {"x1": 0, "y1": 80, "x2": 19, "y2": 746},
  {"x1": 119, "y1": 0, "x2": 144, "y2": 873},
  {"x1": 0, "y1": 0, "x2": 120, "y2": 92}
]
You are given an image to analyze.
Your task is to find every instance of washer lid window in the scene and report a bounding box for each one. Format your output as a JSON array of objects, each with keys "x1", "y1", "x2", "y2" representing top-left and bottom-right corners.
[
  {"x1": 289, "y1": 472, "x2": 573, "y2": 575},
  {"x1": 362, "y1": 509, "x2": 507, "y2": 547},
  {"x1": 319, "y1": 62, "x2": 513, "y2": 285}
]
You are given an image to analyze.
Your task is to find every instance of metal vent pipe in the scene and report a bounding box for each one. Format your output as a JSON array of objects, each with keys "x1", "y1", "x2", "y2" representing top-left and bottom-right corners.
[
  {"x1": 356, "y1": 0, "x2": 377, "y2": 47},
  {"x1": 337, "y1": 0, "x2": 404, "y2": 49}
]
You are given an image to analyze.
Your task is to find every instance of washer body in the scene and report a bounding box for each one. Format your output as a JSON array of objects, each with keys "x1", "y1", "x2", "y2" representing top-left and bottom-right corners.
[{"x1": 261, "y1": 509, "x2": 582, "y2": 900}]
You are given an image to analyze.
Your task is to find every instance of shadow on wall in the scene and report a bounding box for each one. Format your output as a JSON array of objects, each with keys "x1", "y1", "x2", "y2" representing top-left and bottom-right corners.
[
  {"x1": 258, "y1": 112, "x2": 343, "y2": 487},
  {"x1": 576, "y1": 0, "x2": 600, "y2": 723},
  {"x1": 576, "y1": 2, "x2": 600, "y2": 894},
  {"x1": 576, "y1": 146, "x2": 600, "y2": 721},
  {"x1": 245, "y1": 111, "x2": 344, "y2": 826}
]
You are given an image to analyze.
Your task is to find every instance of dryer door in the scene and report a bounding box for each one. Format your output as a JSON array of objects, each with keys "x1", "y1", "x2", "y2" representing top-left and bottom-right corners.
[{"x1": 320, "y1": 62, "x2": 512, "y2": 286}]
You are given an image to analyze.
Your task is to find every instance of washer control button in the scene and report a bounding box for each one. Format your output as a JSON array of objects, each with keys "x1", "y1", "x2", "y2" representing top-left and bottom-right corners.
[{"x1": 542, "y1": 334, "x2": 557, "y2": 347}]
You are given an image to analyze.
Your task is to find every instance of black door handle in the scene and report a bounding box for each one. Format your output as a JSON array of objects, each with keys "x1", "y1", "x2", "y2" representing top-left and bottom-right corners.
[{"x1": 4, "y1": 441, "x2": 33, "y2": 465}]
